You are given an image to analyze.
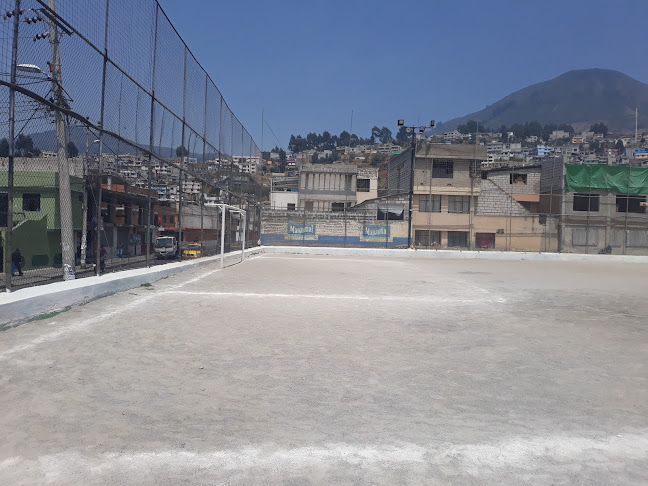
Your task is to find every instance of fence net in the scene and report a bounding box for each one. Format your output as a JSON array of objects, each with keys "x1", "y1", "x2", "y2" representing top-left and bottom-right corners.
[{"x1": 0, "y1": 0, "x2": 261, "y2": 291}]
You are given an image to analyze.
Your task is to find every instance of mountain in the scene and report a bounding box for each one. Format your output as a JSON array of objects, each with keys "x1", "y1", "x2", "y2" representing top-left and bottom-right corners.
[{"x1": 434, "y1": 69, "x2": 648, "y2": 133}]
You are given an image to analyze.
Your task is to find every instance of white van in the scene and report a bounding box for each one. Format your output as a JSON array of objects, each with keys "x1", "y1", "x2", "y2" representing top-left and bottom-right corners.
[{"x1": 154, "y1": 236, "x2": 178, "y2": 259}]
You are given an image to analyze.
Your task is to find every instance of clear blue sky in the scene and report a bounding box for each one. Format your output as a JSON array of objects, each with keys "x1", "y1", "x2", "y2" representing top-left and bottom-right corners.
[{"x1": 159, "y1": 0, "x2": 648, "y2": 151}]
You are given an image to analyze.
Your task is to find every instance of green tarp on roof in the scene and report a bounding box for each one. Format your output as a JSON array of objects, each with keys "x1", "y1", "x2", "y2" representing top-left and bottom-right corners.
[{"x1": 565, "y1": 164, "x2": 648, "y2": 194}]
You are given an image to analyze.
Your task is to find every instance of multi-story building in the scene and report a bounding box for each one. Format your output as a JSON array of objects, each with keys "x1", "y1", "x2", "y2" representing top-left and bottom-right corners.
[
  {"x1": 388, "y1": 143, "x2": 555, "y2": 251},
  {"x1": 388, "y1": 143, "x2": 484, "y2": 248},
  {"x1": 0, "y1": 157, "x2": 84, "y2": 270},
  {"x1": 540, "y1": 158, "x2": 648, "y2": 255},
  {"x1": 269, "y1": 175, "x2": 299, "y2": 210},
  {"x1": 298, "y1": 164, "x2": 377, "y2": 211}
]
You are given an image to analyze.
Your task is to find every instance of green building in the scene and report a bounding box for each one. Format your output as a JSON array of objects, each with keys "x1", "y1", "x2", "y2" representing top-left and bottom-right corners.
[{"x1": 0, "y1": 171, "x2": 84, "y2": 271}]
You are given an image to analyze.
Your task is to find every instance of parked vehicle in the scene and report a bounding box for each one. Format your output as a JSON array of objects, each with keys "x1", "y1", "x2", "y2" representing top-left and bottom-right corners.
[
  {"x1": 182, "y1": 243, "x2": 203, "y2": 259},
  {"x1": 155, "y1": 236, "x2": 178, "y2": 259}
]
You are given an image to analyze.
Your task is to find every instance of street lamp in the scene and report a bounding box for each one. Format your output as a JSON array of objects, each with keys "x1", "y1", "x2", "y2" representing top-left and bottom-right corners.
[{"x1": 398, "y1": 119, "x2": 435, "y2": 248}]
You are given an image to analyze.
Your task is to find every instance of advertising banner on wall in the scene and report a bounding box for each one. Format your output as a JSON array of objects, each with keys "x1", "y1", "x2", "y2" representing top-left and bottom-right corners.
[
  {"x1": 286, "y1": 222, "x2": 317, "y2": 239},
  {"x1": 361, "y1": 224, "x2": 390, "y2": 241}
]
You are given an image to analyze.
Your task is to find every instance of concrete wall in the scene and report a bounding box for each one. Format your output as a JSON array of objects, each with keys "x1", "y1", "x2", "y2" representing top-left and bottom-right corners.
[
  {"x1": 262, "y1": 244, "x2": 648, "y2": 263},
  {"x1": 477, "y1": 179, "x2": 529, "y2": 216},
  {"x1": 0, "y1": 247, "x2": 263, "y2": 329},
  {"x1": 486, "y1": 168, "x2": 541, "y2": 195},
  {"x1": 261, "y1": 209, "x2": 408, "y2": 248}
]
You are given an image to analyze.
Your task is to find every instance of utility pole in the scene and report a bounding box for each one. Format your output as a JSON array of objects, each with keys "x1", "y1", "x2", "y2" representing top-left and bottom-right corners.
[
  {"x1": 407, "y1": 131, "x2": 416, "y2": 248},
  {"x1": 80, "y1": 127, "x2": 89, "y2": 267},
  {"x1": 398, "y1": 119, "x2": 435, "y2": 248},
  {"x1": 48, "y1": 0, "x2": 75, "y2": 280},
  {"x1": 5, "y1": 0, "x2": 20, "y2": 291}
]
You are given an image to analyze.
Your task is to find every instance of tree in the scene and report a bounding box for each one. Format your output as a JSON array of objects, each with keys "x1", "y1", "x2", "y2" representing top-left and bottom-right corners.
[
  {"x1": 371, "y1": 126, "x2": 381, "y2": 144},
  {"x1": 338, "y1": 130, "x2": 351, "y2": 147},
  {"x1": 66, "y1": 141, "x2": 79, "y2": 158},
  {"x1": 615, "y1": 139, "x2": 625, "y2": 154},
  {"x1": 15, "y1": 134, "x2": 40, "y2": 157},
  {"x1": 396, "y1": 126, "x2": 409, "y2": 144},
  {"x1": 311, "y1": 152, "x2": 319, "y2": 164},
  {"x1": 457, "y1": 120, "x2": 479, "y2": 135},
  {"x1": 0, "y1": 138, "x2": 8, "y2": 157},
  {"x1": 176, "y1": 145, "x2": 189, "y2": 157},
  {"x1": 379, "y1": 127, "x2": 393, "y2": 144},
  {"x1": 278, "y1": 149, "x2": 287, "y2": 172},
  {"x1": 590, "y1": 122, "x2": 608, "y2": 136}
]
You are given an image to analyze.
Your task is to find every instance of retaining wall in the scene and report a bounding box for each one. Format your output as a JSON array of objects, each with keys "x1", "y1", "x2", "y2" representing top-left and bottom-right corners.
[{"x1": 0, "y1": 247, "x2": 262, "y2": 329}]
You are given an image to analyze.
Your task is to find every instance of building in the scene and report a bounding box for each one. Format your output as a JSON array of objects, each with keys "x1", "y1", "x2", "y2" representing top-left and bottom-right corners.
[
  {"x1": 540, "y1": 159, "x2": 648, "y2": 255},
  {"x1": 388, "y1": 143, "x2": 484, "y2": 248},
  {"x1": 298, "y1": 164, "x2": 377, "y2": 211},
  {"x1": 388, "y1": 143, "x2": 555, "y2": 251},
  {"x1": 269, "y1": 175, "x2": 299, "y2": 210},
  {"x1": 0, "y1": 157, "x2": 85, "y2": 271}
]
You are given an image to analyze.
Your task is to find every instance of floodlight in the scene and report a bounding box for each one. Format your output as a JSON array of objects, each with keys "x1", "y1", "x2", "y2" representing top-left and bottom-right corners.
[
  {"x1": 397, "y1": 119, "x2": 404, "y2": 126},
  {"x1": 17, "y1": 63, "x2": 43, "y2": 74}
]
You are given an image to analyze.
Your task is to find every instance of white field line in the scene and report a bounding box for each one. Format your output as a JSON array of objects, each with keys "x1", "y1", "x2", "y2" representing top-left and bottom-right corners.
[
  {"x1": 1, "y1": 433, "x2": 646, "y2": 479},
  {"x1": 0, "y1": 267, "x2": 223, "y2": 362},
  {"x1": 165, "y1": 290, "x2": 507, "y2": 304}
]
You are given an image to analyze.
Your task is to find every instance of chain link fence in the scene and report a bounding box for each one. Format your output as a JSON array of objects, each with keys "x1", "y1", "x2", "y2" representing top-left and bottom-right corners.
[{"x1": 0, "y1": 0, "x2": 262, "y2": 291}]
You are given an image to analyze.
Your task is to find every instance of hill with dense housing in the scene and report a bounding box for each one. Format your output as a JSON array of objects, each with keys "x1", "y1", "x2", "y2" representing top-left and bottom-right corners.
[{"x1": 435, "y1": 69, "x2": 648, "y2": 133}]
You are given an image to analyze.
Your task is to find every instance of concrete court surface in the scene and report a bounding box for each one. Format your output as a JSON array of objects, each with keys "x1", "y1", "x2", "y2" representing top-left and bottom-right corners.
[{"x1": 0, "y1": 253, "x2": 647, "y2": 485}]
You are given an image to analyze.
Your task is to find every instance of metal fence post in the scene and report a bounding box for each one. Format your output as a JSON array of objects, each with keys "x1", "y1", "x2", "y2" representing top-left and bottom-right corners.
[
  {"x1": 220, "y1": 204, "x2": 225, "y2": 268},
  {"x1": 4, "y1": 0, "x2": 20, "y2": 291},
  {"x1": 96, "y1": 0, "x2": 110, "y2": 277}
]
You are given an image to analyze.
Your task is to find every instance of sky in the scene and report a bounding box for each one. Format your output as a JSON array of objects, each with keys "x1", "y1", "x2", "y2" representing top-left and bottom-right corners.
[{"x1": 158, "y1": 0, "x2": 648, "y2": 152}]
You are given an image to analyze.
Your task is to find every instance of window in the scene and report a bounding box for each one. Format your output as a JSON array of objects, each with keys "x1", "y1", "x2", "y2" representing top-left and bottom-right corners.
[
  {"x1": 415, "y1": 230, "x2": 440, "y2": 247},
  {"x1": 331, "y1": 202, "x2": 345, "y2": 212},
  {"x1": 22, "y1": 193, "x2": 41, "y2": 212},
  {"x1": 287, "y1": 203, "x2": 296, "y2": 211},
  {"x1": 616, "y1": 195, "x2": 646, "y2": 214},
  {"x1": 432, "y1": 160, "x2": 453, "y2": 178},
  {"x1": 448, "y1": 231, "x2": 468, "y2": 247},
  {"x1": 377, "y1": 204, "x2": 404, "y2": 221},
  {"x1": 510, "y1": 173, "x2": 527, "y2": 185},
  {"x1": 572, "y1": 228, "x2": 598, "y2": 246},
  {"x1": 448, "y1": 195, "x2": 470, "y2": 213},
  {"x1": 475, "y1": 233, "x2": 496, "y2": 249},
  {"x1": 304, "y1": 201, "x2": 314, "y2": 211},
  {"x1": 419, "y1": 195, "x2": 441, "y2": 212},
  {"x1": 572, "y1": 193, "x2": 599, "y2": 212},
  {"x1": 356, "y1": 178, "x2": 370, "y2": 192}
]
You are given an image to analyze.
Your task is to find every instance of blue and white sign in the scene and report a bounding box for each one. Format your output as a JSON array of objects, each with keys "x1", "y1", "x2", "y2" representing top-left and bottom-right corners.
[
  {"x1": 362, "y1": 224, "x2": 389, "y2": 241},
  {"x1": 287, "y1": 222, "x2": 316, "y2": 239}
]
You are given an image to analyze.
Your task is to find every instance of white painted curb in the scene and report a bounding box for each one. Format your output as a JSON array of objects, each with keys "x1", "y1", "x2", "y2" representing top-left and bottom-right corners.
[
  {"x1": 261, "y1": 245, "x2": 648, "y2": 264},
  {"x1": 0, "y1": 248, "x2": 262, "y2": 329}
]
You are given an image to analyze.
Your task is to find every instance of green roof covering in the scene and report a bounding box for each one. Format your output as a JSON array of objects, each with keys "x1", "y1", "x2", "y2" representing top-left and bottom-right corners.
[{"x1": 564, "y1": 164, "x2": 648, "y2": 194}]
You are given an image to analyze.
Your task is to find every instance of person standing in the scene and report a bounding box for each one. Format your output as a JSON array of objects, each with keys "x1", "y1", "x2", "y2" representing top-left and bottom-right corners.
[
  {"x1": 99, "y1": 245, "x2": 107, "y2": 273},
  {"x1": 11, "y1": 247, "x2": 23, "y2": 276}
]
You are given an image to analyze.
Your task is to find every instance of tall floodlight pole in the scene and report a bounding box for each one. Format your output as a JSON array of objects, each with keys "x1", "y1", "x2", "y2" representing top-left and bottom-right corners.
[
  {"x1": 48, "y1": 0, "x2": 75, "y2": 280},
  {"x1": 4, "y1": 0, "x2": 20, "y2": 291},
  {"x1": 398, "y1": 119, "x2": 435, "y2": 248}
]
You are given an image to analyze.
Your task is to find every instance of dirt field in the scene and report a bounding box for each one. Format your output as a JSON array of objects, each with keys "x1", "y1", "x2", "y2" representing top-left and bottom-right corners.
[{"x1": 0, "y1": 253, "x2": 647, "y2": 485}]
